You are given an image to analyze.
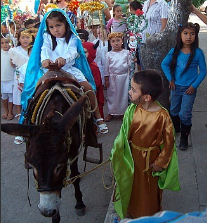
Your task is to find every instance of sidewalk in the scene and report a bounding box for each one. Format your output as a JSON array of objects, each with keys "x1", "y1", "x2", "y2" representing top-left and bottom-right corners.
[{"x1": 104, "y1": 13, "x2": 207, "y2": 223}]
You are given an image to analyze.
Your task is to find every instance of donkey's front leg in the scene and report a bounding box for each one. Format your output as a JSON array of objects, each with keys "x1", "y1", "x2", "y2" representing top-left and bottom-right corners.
[
  {"x1": 52, "y1": 211, "x2": 60, "y2": 223},
  {"x1": 70, "y1": 160, "x2": 86, "y2": 216}
]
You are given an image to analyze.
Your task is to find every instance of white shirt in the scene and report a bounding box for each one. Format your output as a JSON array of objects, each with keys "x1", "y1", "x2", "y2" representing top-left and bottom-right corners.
[
  {"x1": 1, "y1": 49, "x2": 15, "y2": 81},
  {"x1": 41, "y1": 33, "x2": 79, "y2": 68},
  {"x1": 143, "y1": 0, "x2": 168, "y2": 35}
]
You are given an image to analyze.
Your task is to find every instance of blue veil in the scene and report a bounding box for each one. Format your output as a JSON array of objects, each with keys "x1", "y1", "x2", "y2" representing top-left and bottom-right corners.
[{"x1": 20, "y1": 8, "x2": 95, "y2": 124}]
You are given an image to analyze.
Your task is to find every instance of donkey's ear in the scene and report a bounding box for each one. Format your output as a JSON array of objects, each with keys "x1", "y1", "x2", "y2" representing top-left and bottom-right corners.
[
  {"x1": 1, "y1": 123, "x2": 41, "y2": 138},
  {"x1": 93, "y1": 40, "x2": 99, "y2": 49},
  {"x1": 58, "y1": 96, "x2": 87, "y2": 133}
]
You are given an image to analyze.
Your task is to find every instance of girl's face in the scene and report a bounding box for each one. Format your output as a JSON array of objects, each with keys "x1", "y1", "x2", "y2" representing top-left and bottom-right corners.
[
  {"x1": 47, "y1": 17, "x2": 66, "y2": 38},
  {"x1": 114, "y1": 6, "x2": 122, "y2": 18},
  {"x1": 181, "y1": 28, "x2": 196, "y2": 47},
  {"x1": 19, "y1": 33, "x2": 31, "y2": 48},
  {"x1": 129, "y1": 79, "x2": 143, "y2": 104},
  {"x1": 1, "y1": 38, "x2": 10, "y2": 51},
  {"x1": 110, "y1": 37, "x2": 123, "y2": 51}
]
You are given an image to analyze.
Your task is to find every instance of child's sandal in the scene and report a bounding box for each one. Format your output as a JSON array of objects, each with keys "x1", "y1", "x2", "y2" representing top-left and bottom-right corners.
[
  {"x1": 1, "y1": 114, "x2": 7, "y2": 119},
  {"x1": 94, "y1": 118, "x2": 108, "y2": 134}
]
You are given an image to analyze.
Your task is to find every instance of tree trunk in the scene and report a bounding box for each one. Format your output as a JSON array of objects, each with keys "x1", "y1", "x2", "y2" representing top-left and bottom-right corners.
[{"x1": 140, "y1": 0, "x2": 192, "y2": 109}]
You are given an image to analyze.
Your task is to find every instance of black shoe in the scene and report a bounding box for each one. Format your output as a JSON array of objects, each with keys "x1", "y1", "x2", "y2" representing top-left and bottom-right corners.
[{"x1": 179, "y1": 138, "x2": 188, "y2": 150}]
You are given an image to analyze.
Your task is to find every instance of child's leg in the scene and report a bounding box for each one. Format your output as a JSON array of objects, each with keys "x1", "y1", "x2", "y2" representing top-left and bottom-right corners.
[
  {"x1": 80, "y1": 81, "x2": 108, "y2": 133},
  {"x1": 7, "y1": 93, "x2": 14, "y2": 120},
  {"x1": 1, "y1": 93, "x2": 9, "y2": 119},
  {"x1": 16, "y1": 105, "x2": 21, "y2": 115},
  {"x1": 178, "y1": 89, "x2": 196, "y2": 150}
]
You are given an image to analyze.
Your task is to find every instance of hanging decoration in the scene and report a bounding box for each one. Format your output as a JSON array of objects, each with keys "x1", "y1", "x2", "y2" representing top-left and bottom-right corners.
[
  {"x1": 79, "y1": 1, "x2": 104, "y2": 13},
  {"x1": 125, "y1": 10, "x2": 148, "y2": 93},
  {"x1": 67, "y1": 0, "x2": 79, "y2": 15},
  {"x1": 44, "y1": 4, "x2": 58, "y2": 13}
]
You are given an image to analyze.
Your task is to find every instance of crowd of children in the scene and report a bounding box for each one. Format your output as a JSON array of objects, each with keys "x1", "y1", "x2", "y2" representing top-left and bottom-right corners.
[{"x1": 1, "y1": 1, "x2": 207, "y2": 222}]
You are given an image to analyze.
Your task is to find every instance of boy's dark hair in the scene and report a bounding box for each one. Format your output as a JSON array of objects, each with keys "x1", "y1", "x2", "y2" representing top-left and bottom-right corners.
[
  {"x1": 133, "y1": 70, "x2": 163, "y2": 101},
  {"x1": 130, "y1": 1, "x2": 143, "y2": 11},
  {"x1": 46, "y1": 11, "x2": 72, "y2": 50},
  {"x1": 24, "y1": 19, "x2": 36, "y2": 28},
  {"x1": 170, "y1": 22, "x2": 200, "y2": 80},
  {"x1": 34, "y1": 22, "x2": 40, "y2": 29},
  {"x1": 76, "y1": 29, "x2": 89, "y2": 42}
]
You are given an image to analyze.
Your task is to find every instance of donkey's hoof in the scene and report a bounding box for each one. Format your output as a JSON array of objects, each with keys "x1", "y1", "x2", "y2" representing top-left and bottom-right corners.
[{"x1": 76, "y1": 207, "x2": 86, "y2": 216}]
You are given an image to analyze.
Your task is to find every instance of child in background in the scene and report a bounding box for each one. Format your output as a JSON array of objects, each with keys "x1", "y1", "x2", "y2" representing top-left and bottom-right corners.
[
  {"x1": 82, "y1": 41, "x2": 105, "y2": 119},
  {"x1": 1, "y1": 34, "x2": 15, "y2": 120},
  {"x1": 9, "y1": 29, "x2": 31, "y2": 119},
  {"x1": 21, "y1": 9, "x2": 108, "y2": 134},
  {"x1": 76, "y1": 17, "x2": 82, "y2": 29},
  {"x1": 106, "y1": 5, "x2": 127, "y2": 33},
  {"x1": 24, "y1": 19, "x2": 36, "y2": 29},
  {"x1": 161, "y1": 22, "x2": 206, "y2": 150},
  {"x1": 104, "y1": 32, "x2": 130, "y2": 122},
  {"x1": 93, "y1": 26, "x2": 109, "y2": 85},
  {"x1": 110, "y1": 70, "x2": 180, "y2": 220}
]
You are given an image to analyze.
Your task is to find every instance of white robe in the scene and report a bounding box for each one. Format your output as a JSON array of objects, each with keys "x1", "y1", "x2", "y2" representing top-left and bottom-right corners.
[
  {"x1": 104, "y1": 49, "x2": 130, "y2": 115},
  {"x1": 41, "y1": 33, "x2": 86, "y2": 82}
]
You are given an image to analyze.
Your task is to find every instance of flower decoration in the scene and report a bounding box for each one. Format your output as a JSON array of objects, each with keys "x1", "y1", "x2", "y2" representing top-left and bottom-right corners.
[
  {"x1": 45, "y1": 4, "x2": 58, "y2": 12},
  {"x1": 79, "y1": 1, "x2": 104, "y2": 13},
  {"x1": 67, "y1": 0, "x2": 79, "y2": 15},
  {"x1": 135, "y1": 9, "x2": 144, "y2": 16}
]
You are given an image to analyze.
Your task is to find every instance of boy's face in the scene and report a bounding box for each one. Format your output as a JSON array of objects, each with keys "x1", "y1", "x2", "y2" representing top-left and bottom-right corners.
[
  {"x1": 1, "y1": 25, "x2": 9, "y2": 33},
  {"x1": 129, "y1": 78, "x2": 143, "y2": 104},
  {"x1": 1, "y1": 38, "x2": 10, "y2": 51}
]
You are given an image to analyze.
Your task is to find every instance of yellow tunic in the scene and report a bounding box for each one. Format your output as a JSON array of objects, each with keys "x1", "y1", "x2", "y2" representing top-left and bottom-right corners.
[{"x1": 127, "y1": 104, "x2": 174, "y2": 218}]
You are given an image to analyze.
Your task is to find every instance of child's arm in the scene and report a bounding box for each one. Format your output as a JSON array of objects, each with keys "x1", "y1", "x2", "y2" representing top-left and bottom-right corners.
[
  {"x1": 188, "y1": 49, "x2": 207, "y2": 91},
  {"x1": 58, "y1": 35, "x2": 79, "y2": 65},
  {"x1": 10, "y1": 59, "x2": 16, "y2": 68},
  {"x1": 106, "y1": 18, "x2": 113, "y2": 33},
  {"x1": 41, "y1": 33, "x2": 54, "y2": 68},
  {"x1": 153, "y1": 113, "x2": 175, "y2": 170},
  {"x1": 161, "y1": 48, "x2": 174, "y2": 81},
  {"x1": 104, "y1": 53, "x2": 110, "y2": 88}
]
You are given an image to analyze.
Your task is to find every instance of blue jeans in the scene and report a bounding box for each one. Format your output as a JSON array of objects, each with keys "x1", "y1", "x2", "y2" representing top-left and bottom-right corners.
[{"x1": 170, "y1": 85, "x2": 197, "y2": 125}]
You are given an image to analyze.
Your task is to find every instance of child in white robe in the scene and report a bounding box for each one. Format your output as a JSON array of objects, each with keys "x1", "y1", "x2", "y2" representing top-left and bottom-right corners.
[{"x1": 104, "y1": 32, "x2": 130, "y2": 122}]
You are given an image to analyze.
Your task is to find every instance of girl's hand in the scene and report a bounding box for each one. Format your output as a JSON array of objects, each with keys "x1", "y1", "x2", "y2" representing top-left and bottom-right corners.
[
  {"x1": 18, "y1": 83, "x2": 24, "y2": 92},
  {"x1": 55, "y1": 57, "x2": 66, "y2": 68},
  {"x1": 42, "y1": 59, "x2": 53, "y2": 68},
  {"x1": 169, "y1": 80, "x2": 175, "y2": 91},
  {"x1": 151, "y1": 163, "x2": 163, "y2": 172},
  {"x1": 185, "y1": 86, "x2": 195, "y2": 95}
]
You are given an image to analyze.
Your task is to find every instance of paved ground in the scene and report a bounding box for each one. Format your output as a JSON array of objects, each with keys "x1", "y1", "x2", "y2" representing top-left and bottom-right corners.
[{"x1": 104, "y1": 13, "x2": 207, "y2": 223}]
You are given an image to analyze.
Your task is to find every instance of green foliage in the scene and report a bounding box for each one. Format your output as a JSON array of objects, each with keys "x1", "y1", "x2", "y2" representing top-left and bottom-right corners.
[{"x1": 191, "y1": 0, "x2": 205, "y2": 8}]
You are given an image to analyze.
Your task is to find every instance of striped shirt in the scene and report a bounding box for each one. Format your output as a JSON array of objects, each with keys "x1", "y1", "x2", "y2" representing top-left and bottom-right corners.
[{"x1": 143, "y1": 0, "x2": 168, "y2": 35}]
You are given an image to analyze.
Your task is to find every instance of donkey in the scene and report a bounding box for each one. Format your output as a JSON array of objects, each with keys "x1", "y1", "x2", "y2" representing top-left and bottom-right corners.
[{"x1": 1, "y1": 67, "x2": 93, "y2": 223}]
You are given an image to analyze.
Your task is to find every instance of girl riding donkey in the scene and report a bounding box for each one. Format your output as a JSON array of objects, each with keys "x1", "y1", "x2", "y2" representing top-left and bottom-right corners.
[{"x1": 20, "y1": 8, "x2": 108, "y2": 134}]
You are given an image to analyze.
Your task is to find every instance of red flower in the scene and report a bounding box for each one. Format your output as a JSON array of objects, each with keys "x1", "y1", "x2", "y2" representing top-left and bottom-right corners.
[{"x1": 135, "y1": 9, "x2": 144, "y2": 16}]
